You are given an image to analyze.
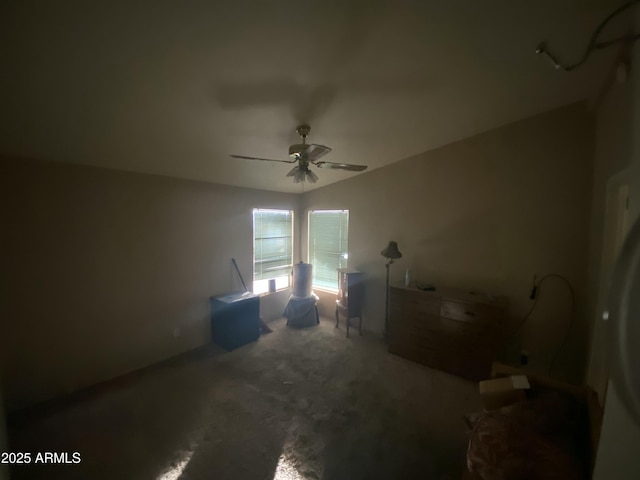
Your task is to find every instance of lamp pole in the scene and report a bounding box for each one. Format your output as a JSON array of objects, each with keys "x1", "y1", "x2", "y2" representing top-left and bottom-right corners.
[
  {"x1": 381, "y1": 241, "x2": 402, "y2": 343},
  {"x1": 384, "y1": 258, "x2": 394, "y2": 342}
]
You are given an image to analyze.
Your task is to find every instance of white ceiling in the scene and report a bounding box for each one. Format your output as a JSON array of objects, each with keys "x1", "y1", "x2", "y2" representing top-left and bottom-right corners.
[{"x1": 0, "y1": 0, "x2": 628, "y2": 193}]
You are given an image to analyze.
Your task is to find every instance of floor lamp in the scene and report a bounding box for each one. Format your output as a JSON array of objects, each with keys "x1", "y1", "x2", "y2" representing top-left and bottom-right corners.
[{"x1": 381, "y1": 241, "x2": 402, "y2": 342}]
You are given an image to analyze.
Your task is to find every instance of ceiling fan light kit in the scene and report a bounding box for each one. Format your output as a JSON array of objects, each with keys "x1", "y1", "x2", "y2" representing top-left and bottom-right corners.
[
  {"x1": 231, "y1": 124, "x2": 368, "y2": 183},
  {"x1": 288, "y1": 144, "x2": 307, "y2": 158},
  {"x1": 287, "y1": 166, "x2": 319, "y2": 184}
]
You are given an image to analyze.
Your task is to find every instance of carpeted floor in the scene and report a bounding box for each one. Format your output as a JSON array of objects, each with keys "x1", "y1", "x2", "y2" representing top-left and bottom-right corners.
[{"x1": 7, "y1": 317, "x2": 482, "y2": 480}]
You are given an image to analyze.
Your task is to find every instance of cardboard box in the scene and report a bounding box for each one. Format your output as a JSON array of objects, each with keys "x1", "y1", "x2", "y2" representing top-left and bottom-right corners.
[{"x1": 479, "y1": 375, "x2": 531, "y2": 410}]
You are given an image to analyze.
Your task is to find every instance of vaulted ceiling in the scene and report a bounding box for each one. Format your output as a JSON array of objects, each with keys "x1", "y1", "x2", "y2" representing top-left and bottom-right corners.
[{"x1": 0, "y1": 0, "x2": 628, "y2": 193}]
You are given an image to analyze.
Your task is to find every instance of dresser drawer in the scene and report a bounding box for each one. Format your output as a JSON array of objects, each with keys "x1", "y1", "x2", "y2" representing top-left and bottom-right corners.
[
  {"x1": 388, "y1": 341, "x2": 494, "y2": 380},
  {"x1": 388, "y1": 313, "x2": 445, "y2": 337},
  {"x1": 403, "y1": 296, "x2": 440, "y2": 315},
  {"x1": 390, "y1": 313, "x2": 488, "y2": 344},
  {"x1": 440, "y1": 300, "x2": 501, "y2": 325},
  {"x1": 391, "y1": 289, "x2": 439, "y2": 314},
  {"x1": 440, "y1": 300, "x2": 476, "y2": 322}
]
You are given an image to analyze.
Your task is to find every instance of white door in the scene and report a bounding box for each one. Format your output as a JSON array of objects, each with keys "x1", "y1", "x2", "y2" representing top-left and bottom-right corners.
[{"x1": 589, "y1": 177, "x2": 630, "y2": 404}]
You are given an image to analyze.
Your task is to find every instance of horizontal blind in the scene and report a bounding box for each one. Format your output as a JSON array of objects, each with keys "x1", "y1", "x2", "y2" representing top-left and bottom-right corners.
[
  {"x1": 253, "y1": 209, "x2": 293, "y2": 281},
  {"x1": 308, "y1": 210, "x2": 348, "y2": 291}
]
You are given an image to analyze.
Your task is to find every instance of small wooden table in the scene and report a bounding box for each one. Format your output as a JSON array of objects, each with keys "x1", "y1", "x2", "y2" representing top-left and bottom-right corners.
[
  {"x1": 335, "y1": 301, "x2": 362, "y2": 337},
  {"x1": 335, "y1": 269, "x2": 365, "y2": 337}
]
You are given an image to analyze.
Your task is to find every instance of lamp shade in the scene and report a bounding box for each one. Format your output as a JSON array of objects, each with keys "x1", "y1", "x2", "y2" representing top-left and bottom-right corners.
[{"x1": 381, "y1": 241, "x2": 402, "y2": 259}]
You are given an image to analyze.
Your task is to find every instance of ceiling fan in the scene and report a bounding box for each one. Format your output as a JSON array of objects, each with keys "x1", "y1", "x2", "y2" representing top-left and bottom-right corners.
[{"x1": 230, "y1": 125, "x2": 368, "y2": 183}]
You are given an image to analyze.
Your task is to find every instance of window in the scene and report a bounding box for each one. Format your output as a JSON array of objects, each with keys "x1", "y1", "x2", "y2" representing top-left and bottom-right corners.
[
  {"x1": 308, "y1": 210, "x2": 349, "y2": 291},
  {"x1": 253, "y1": 209, "x2": 293, "y2": 294}
]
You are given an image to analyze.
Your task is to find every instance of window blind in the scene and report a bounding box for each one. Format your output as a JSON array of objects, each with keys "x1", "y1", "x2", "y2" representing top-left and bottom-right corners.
[
  {"x1": 308, "y1": 210, "x2": 349, "y2": 291},
  {"x1": 253, "y1": 209, "x2": 293, "y2": 281}
]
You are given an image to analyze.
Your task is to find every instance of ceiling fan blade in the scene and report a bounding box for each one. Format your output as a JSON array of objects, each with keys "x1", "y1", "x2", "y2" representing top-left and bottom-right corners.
[
  {"x1": 303, "y1": 144, "x2": 332, "y2": 163},
  {"x1": 306, "y1": 170, "x2": 319, "y2": 184},
  {"x1": 231, "y1": 154, "x2": 296, "y2": 164},
  {"x1": 315, "y1": 161, "x2": 367, "y2": 172},
  {"x1": 291, "y1": 167, "x2": 306, "y2": 183}
]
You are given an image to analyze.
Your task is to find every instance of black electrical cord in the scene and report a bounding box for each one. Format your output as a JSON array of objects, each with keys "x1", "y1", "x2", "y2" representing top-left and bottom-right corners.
[
  {"x1": 537, "y1": 0, "x2": 640, "y2": 71},
  {"x1": 508, "y1": 273, "x2": 576, "y2": 376}
]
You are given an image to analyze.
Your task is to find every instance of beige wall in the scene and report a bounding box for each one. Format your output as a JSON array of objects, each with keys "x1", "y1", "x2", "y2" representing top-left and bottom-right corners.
[
  {"x1": 301, "y1": 103, "x2": 593, "y2": 384},
  {"x1": 0, "y1": 157, "x2": 298, "y2": 412}
]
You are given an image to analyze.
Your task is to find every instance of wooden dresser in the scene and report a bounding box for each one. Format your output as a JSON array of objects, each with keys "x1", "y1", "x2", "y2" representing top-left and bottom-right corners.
[{"x1": 388, "y1": 286, "x2": 507, "y2": 381}]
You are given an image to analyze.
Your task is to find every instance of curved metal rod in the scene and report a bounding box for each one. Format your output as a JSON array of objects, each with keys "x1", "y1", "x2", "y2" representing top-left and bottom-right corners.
[{"x1": 537, "y1": 0, "x2": 640, "y2": 72}]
